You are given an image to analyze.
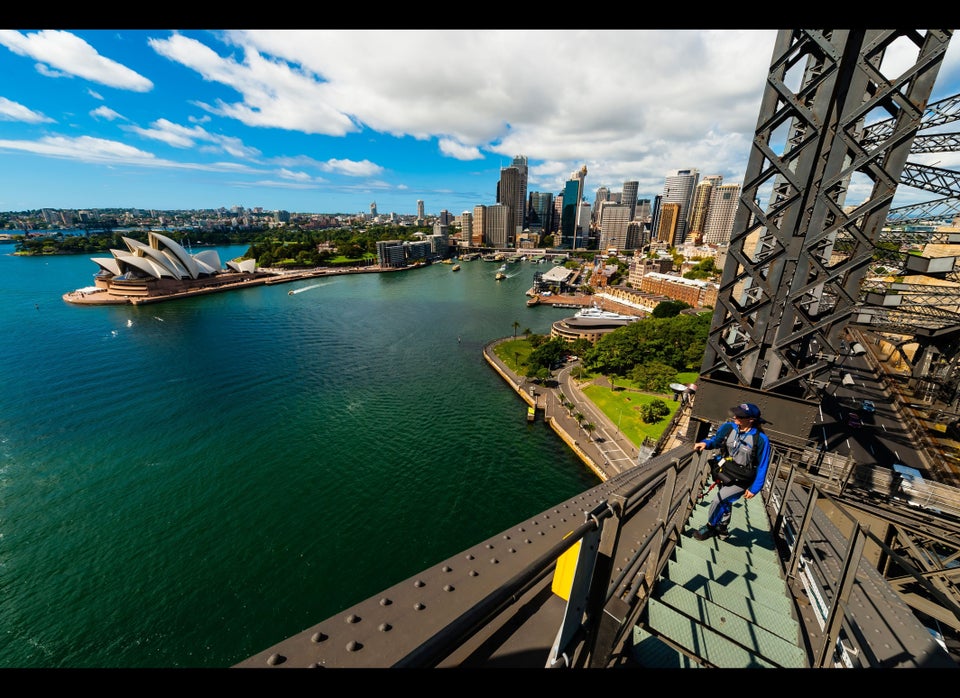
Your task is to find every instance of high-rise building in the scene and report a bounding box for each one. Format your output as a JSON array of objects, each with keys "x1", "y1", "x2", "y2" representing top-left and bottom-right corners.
[
  {"x1": 625, "y1": 220, "x2": 644, "y2": 250},
  {"x1": 576, "y1": 201, "x2": 591, "y2": 249},
  {"x1": 656, "y1": 203, "x2": 681, "y2": 244},
  {"x1": 528, "y1": 192, "x2": 553, "y2": 234},
  {"x1": 592, "y1": 186, "x2": 611, "y2": 227},
  {"x1": 703, "y1": 182, "x2": 742, "y2": 244},
  {"x1": 622, "y1": 181, "x2": 639, "y2": 221},
  {"x1": 511, "y1": 155, "x2": 529, "y2": 229},
  {"x1": 552, "y1": 193, "x2": 564, "y2": 235},
  {"x1": 459, "y1": 211, "x2": 472, "y2": 244},
  {"x1": 688, "y1": 176, "x2": 722, "y2": 244},
  {"x1": 472, "y1": 204, "x2": 487, "y2": 247},
  {"x1": 485, "y1": 203, "x2": 510, "y2": 248},
  {"x1": 370, "y1": 201, "x2": 378, "y2": 218},
  {"x1": 598, "y1": 204, "x2": 632, "y2": 251},
  {"x1": 649, "y1": 195, "x2": 662, "y2": 242},
  {"x1": 497, "y1": 165, "x2": 523, "y2": 242},
  {"x1": 417, "y1": 199, "x2": 425, "y2": 223},
  {"x1": 560, "y1": 165, "x2": 588, "y2": 249},
  {"x1": 636, "y1": 198, "x2": 652, "y2": 226},
  {"x1": 659, "y1": 168, "x2": 700, "y2": 246}
]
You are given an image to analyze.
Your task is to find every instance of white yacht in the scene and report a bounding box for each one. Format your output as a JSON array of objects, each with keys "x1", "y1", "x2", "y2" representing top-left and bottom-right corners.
[{"x1": 568, "y1": 304, "x2": 641, "y2": 327}]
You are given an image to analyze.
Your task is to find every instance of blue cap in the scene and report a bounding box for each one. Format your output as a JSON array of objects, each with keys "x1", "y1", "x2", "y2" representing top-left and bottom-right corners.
[{"x1": 731, "y1": 403, "x2": 767, "y2": 423}]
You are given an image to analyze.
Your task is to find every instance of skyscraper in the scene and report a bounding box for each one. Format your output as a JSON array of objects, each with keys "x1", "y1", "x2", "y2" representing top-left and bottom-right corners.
[
  {"x1": 598, "y1": 204, "x2": 631, "y2": 251},
  {"x1": 497, "y1": 165, "x2": 523, "y2": 243},
  {"x1": 485, "y1": 204, "x2": 510, "y2": 248},
  {"x1": 472, "y1": 204, "x2": 487, "y2": 247},
  {"x1": 659, "y1": 168, "x2": 700, "y2": 246},
  {"x1": 656, "y1": 203, "x2": 681, "y2": 244},
  {"x1": 528, "y1": 191, "x2": 553, "y2": 234},
  {"x1": 688, "y1": 175, "x2": 722, "y2": 243},
  {"x1": 622, "y1": 181, "x2": 639, "y2": 221},
  {"x1": 560, "y1": 165, "x2": 588, "y2": 249},
  {"x1": 704, "y1": 183, "x2": 742, "y2": 244},
  {"x1": 417, "y1": 199, "x2": 425, "y2": 224},
  {"x1": 511, "y1": 155, "x2": 529, "y2": 230}
]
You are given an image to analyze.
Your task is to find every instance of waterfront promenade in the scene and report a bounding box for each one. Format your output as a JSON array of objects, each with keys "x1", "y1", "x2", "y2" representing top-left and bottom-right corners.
[{"x1": 483, "y1": 338, "x2": 692, "y2": 481}]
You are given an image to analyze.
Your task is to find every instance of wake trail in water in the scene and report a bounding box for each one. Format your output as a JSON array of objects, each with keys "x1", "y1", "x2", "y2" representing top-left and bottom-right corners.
[{"x1": 290, "y1": 282, "x2": 331, "y2": 295}]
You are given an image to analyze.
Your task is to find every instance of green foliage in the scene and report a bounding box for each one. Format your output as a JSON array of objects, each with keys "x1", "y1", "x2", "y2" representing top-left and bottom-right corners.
[
  {"x1": 640, "y1": 398, "x2": 671, "y2": 423},
  {"x1": 629, "y1": 361, "x2": 678, "y2": 392},
  {"x1": 581, "y1": 311, "x2": 710, "y2": 376},
  {"x1": 651, "y1": 299, "x2": 691, "y2": 318},
  {"x1": 528, "y1": 337, "x2": 568, "y2": 370}
]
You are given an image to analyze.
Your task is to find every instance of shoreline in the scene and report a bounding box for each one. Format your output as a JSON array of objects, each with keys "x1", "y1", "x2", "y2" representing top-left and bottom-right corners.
[{"x1": 61, "y1": 264, "x2": 400, "y2": 306}]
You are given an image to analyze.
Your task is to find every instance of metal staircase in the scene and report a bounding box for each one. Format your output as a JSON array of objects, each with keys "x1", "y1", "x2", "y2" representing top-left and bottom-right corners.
[{"x1": 629, "y1": 493, "x2": 809, "y2": 668}]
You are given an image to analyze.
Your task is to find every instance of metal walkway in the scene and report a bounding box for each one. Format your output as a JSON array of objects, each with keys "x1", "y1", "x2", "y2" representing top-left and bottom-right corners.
[{"x1": 629, "y1": 494, "x2": 808, "y2": 668}]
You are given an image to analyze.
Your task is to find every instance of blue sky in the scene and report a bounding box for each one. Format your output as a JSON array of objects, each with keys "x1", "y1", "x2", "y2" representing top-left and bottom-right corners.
[{"x1": 1, "y1": 29, "x2": 959, "y2": 217}]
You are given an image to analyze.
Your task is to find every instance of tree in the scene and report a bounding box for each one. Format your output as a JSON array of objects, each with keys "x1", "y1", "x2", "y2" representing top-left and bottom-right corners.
[
  {"x1": 528, "y1": 337, "x2": 568, "y2": 371},
  {"x1": 629, "y1": 362, "x2": 677, "y2": 392},
  {"x1": 652, "y1": 300, "x2": 691, "y2": 318},
  {"x1": 640, "y1": 399, "x2": 671, "y2": 423},
  {"x1": 512, "y1": 320, "x2": 520, "y2": 338}
]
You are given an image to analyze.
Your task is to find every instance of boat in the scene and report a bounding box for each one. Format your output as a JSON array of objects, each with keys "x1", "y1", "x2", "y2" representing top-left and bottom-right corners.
[
  {"x1": 496, "y1": 271, "x2": 506, "y2": 281},
  {"x1": 566, "y1": 304, "x2": 641, "y2": 328},
  {"x1": 527, "y1": 295, "x2": 540, "y2": 306},
  {"x1": 451, "y1": 264, "x2": 461, "y2": 271}
]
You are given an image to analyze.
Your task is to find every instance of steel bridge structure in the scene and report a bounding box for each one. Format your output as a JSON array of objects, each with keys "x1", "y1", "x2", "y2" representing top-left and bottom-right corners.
[{"x1": 236, "y1": 30, "x2": 960, "y2": 669}]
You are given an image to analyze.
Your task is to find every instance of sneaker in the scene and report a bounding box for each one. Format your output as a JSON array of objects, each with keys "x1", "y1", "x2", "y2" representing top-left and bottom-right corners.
[{"x1": 692, "y1": 525, "x2": 716, "y2": 541}]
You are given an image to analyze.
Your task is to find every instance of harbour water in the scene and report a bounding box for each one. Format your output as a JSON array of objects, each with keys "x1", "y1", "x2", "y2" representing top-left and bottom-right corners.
[{"x1": 0, "y1": 245, "x2": 598, "y2": 668}]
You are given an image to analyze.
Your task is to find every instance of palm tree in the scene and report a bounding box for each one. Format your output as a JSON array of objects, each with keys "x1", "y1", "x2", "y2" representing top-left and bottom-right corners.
[{"x1": 512, "y1": 320, "x2": 520, "y2": 338}]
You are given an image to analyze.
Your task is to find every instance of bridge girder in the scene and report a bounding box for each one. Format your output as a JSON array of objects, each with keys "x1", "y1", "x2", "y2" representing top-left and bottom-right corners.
[{"x1": 699, "y1": 29, "x2": 953, "y2": 409}]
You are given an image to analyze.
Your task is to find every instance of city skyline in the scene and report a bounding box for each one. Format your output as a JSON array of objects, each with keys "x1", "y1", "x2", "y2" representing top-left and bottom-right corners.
[{"x1": 2, "y1": 30, "x2": 960, "y2": 216}]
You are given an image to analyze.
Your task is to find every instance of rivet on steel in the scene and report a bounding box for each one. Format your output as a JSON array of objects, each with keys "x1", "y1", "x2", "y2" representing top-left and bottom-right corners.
[
  {"x1": 379, "y1": 597, "x2": 392, "y2": 606},
  {"x1": 346, "y1": 640, "x2": 362, "y2": 652},
  {"x1": 414, "y1": 580, "x2": 425, "y2": 587},
  {"x1": 379, "y1": 623, "x2": 392, "y2": 632},
  {"x1": 443, "y1": 584, "x2": 454, "y2": 592},
  {"x1": 267, "y1": 653, "x2": 285, "y2": 666},
  {"x1": 346, "y1": 614, "x2": 360, "y2": 624},
  {"x1": 311, "y1": 632, "x2": 327, "y2": 643},
  {"x1": 414, "y1": 602, "x2": 425, "y2": 610}
]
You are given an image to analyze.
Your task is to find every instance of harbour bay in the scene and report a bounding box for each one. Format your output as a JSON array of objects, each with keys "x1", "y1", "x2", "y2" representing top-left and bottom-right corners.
[{"x1": 0, "y1": 246, "x2": 598, "y2": 668}]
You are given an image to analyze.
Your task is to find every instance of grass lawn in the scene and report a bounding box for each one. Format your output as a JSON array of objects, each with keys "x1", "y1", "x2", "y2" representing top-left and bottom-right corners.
[{"x1": 493, "y1": 338, "x2": 697, "y2": 448}]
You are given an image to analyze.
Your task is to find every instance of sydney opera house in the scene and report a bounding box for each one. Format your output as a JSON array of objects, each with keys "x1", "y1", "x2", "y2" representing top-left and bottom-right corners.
[{"x1": 64, "y1": 231, "x2": 261, "y2": 305}]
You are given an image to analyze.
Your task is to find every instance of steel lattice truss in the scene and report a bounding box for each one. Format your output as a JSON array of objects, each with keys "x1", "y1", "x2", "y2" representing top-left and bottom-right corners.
[{"x1": 700, "y1": 30, "x2": 954, "y2": 400}]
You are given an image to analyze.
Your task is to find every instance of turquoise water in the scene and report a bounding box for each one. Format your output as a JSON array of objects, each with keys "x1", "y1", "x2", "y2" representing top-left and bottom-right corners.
[{"x1": 0, "y1": 246, "x2": 597, "y2": 668}]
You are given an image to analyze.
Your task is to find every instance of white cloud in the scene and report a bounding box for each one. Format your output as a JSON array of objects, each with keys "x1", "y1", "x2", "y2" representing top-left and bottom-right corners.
[
  {"x1": 0, "y1": 30, "x2": 153, "y2": 91},
  {"x1": 0, "y1": 134, "x2": 264, "y2": 175},
  {"x1": 319, "y1": 159, "x2": 384, "y2": 177},
  {"x1": 148, "y1": 29, "x2": 779, "y2": 193},
  {"x1": 91, "y1": 105, "x2": 124, "y2": 121},
  {"x1": 439, "y1": 139, "x2": 483, "y2": 161},
  {"x1": 0, "y1": 96, "x2": 54, "y2": 123},
  {"x1": 126, "y1": 117, "x2": 261, "y2": 158}
]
